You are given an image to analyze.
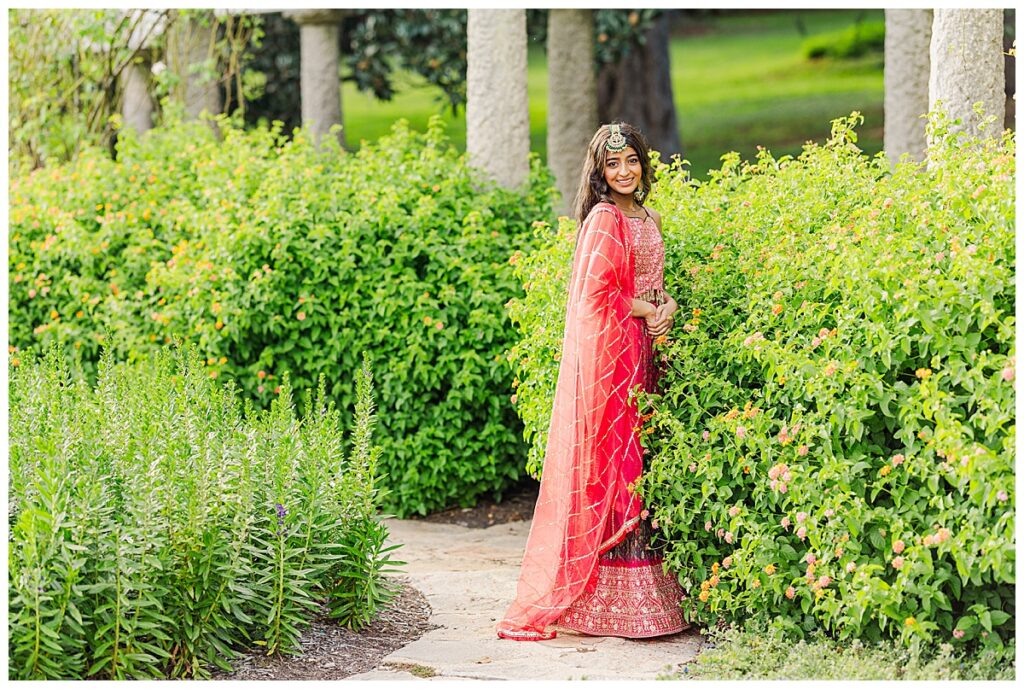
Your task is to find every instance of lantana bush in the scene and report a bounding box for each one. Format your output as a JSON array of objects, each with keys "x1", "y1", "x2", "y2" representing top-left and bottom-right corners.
[
  {"x1": 9, "y1": 114, "x2": 557, "y2": 516},
  {"x1": 508, "y1": 111, "x2": 1014, "y2": 650}
]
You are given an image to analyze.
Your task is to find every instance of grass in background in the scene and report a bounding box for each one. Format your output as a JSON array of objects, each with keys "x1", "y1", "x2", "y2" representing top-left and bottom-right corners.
[
  {"x1": 673, "y1": 8, "x2": 883, "y2": 176},
  {"x1": 340, "y1": 9, "x2": 884, "y2": 180}
]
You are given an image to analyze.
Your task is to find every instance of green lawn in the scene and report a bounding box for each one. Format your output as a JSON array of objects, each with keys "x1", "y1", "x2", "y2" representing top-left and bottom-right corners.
[{"x1": 340, "y1": 9, "x2": 884, "y2": 180}]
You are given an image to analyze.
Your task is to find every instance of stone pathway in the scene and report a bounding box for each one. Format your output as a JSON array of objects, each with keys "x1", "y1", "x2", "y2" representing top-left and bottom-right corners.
[{"x1": 348, "y1": 518, "x2": 705, "y2": 681}]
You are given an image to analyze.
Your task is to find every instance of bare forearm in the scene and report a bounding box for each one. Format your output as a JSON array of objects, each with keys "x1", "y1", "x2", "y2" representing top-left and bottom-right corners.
[{"x1": 632, "y1": 299, "x2": 656, "y2": 318}]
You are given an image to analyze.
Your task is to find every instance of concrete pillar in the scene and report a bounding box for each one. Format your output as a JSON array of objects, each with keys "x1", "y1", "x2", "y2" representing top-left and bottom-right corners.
[
  {"x1": 467, "y1": 9, "x2": 530, "y2": 189},
  {"x1": 176, "y1": 16, "x2": 222, "y2": 119},
  {"x1": 547, "y1": 9, "x2": 597, "y2": 216},
  {"x1": 929, "y1": 9, "x2": 1005, "y2": 142},
  {"x1": 121, "y1": 60, "x2": 155, "y2": 134},
  {"x1": 121, "y1": 9, "x2": 163, "y2": 134},
  {"x1": 285, "y1": 9, "x2": 347, "y2": 148},
  {"x1": 884, "y1": 9, "x2": 932, "y2": 164}
]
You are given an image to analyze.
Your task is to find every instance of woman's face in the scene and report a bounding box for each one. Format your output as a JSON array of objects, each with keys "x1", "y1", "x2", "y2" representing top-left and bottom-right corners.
[{"x1": 603, "y1": 146, "x2": 642, "y2": 198}]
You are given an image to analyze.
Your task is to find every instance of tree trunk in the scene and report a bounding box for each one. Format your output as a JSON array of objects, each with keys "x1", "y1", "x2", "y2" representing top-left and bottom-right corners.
[
  {"x1": 547, "y1": 9, "x2": 597, "y2": 217},
  {"x1": 929, "y1": 9, "x2": 1005, "y2": 142},
  {"x1": 467, "y1": 9, "x2": 530, "y2": 189},
  {"x1": 1003, "y1": 9, "x2": 1015, "y2": 132},
  {"x1": 597, "y1": 14, "x2": 682, "y2": 161},
  {"x1": 884, "y1": 9, "x2": 932, "y2": 164}
]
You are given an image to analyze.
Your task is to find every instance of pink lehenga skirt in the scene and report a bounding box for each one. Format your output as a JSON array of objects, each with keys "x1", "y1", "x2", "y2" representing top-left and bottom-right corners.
[{"x1": 554, "y1": 289, "x2": 690, "y2": 639}]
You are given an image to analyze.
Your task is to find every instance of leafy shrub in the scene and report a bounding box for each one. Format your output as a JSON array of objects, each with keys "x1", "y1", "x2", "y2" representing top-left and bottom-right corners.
[
  {"x1": 507, "y1": 111, "x2": 1015, "y2": 650},
  {"x1": 670, "y1": 622, "x2": 1015, "y2": 680},
  {"x1": 8, "y1": 114, "x2": 557, "y2": 516},
  {"x1": 8, "y1": 343, "x2": 398, "y2": 679},
  {"x1": 505, "y1": 220, "x2": 578, "y2": 478},
  {"x1": 803, "y1": 20, "x2": 885, "y2": 60}
]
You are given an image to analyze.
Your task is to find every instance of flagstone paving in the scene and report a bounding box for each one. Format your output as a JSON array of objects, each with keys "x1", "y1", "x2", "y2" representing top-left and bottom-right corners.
[{"x1": 348, "y1": 518, "x2": 705, "y2": 681}]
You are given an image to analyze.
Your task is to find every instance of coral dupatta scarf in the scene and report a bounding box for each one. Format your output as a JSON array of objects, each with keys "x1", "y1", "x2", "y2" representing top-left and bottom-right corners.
[{"x1": 497, "y1": 202, "x2": 644, "y2": 641}]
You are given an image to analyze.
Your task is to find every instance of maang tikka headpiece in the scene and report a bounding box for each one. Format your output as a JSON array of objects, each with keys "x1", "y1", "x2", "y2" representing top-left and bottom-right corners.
[{"x1": 605, "y1": 123, "x2": 627, "y2": 152}]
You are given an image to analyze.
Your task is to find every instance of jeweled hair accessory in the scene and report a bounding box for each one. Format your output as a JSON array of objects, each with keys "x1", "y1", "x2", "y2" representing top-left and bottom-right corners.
[{"x1": 605, "y1": 124, "x2": 627, "y2": 152}]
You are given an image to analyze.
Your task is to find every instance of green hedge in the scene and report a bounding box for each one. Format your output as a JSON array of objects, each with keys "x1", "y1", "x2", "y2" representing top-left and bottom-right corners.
[
  {"x1": 9, "y1": 115, "x2": 556, "y2": 516},
  {"x1": 802, "y1": 20, "x2": 885, "y2": 60},
  {"x1": 8, "y1": 345, "x2": 396, "y2": 678},
  {"x1": 508, "y1": 112, "x2": 1015, "y2": 649}
]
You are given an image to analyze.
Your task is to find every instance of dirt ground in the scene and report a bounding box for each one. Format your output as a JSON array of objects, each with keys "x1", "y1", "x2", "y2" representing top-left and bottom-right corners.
[
  {"x1": 212, "y1": 481, "x2": 539, "y2": 679},
  {"x1": 410, "y1": 479, "x2": 539, "y2": 529},
  {"x1": 211, "y1": 579, "x2": 434, "y2": 680}
]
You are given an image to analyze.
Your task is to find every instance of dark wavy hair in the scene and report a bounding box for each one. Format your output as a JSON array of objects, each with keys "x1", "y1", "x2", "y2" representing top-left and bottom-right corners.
[{"x1": 571, "y1": 122, "x2": 655, "y2": 226}]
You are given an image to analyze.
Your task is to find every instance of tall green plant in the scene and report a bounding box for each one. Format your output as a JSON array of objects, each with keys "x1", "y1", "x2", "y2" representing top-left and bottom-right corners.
[
  {"x1": 326, "y1": 354, "x2": 403, "y2": 628},
  {"x1": 8, "y1": 343, "x2": 395, "y2": 678}
]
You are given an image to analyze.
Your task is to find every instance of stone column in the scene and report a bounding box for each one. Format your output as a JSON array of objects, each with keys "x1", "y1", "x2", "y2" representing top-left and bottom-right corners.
[
  {"x1": 121, "y1": 60, "x2": 155, "y2": 134},
  {"x1": 884, "y1": 9, "x2": 932, "y2": 164},
  {"x1": 285, "y1": 9, "x2": 347, "y2": 148},
  {"x1": 467, "y1": 9, "x2": 530, "y2": 189},
  {"x1": 173, "y1": 16, "x2": 223, "y2": 119},
  {"x1": 929, "y1": 9, "x2": 1005, "y2": 141},
  {"x1": 121, "y1": 9, "x2": 163, "y2": 134},
  {"x1": 547, "y1": 9, "x2": 597, "y2": 217}
]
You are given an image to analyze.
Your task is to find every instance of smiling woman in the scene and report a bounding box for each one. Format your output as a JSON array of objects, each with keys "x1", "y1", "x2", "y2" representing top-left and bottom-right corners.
[{"x1": 497, "y1": 122, "x2": 690, "y2": 641}]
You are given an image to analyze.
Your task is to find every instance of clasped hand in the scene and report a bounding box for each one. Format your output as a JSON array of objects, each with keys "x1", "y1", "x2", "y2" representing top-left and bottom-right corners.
[{"x1": 644, "y1": 302, "x2": 676, "y2": 337}]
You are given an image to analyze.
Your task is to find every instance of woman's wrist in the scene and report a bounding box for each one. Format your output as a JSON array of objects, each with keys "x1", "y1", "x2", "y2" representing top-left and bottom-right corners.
[{"x1": 632, "y1": 299, "x2": 656, "y2": 318}]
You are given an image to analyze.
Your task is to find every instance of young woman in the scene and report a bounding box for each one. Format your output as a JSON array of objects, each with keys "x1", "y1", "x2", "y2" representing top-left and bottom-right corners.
[{"x1": 497, "y1": 123, "x2": 689, "y2": 641}]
